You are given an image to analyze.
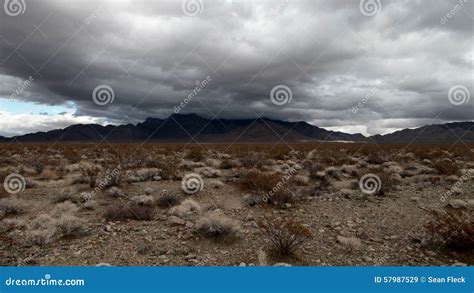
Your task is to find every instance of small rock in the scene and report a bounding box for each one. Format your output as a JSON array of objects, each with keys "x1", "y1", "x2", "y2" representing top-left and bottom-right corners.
[
  {"x1": 451, "y1": 262, "x2": 467, "y2": 267},
  {"x1": 168, "y1": 216, "x2": 186, "y2": 225},
  {"x1": 273, "y1": 262, "x2": 292, "y2": 267},
  {"x1": 448, "y1": 199, "x2": 467, "y2": 209},
  {"x1": 239, "y1": 262, "x2": 247, "y2": 267},
  {"x1": 96, "y1": 263, "x2": 112, "y2": 267},
  {"x1": 337, "y1": 235, "x2": 362, "y2": 250}
]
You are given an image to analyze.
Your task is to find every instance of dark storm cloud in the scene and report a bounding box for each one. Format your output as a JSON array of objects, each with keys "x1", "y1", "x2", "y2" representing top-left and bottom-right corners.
[{"x1": 0, "y1": 0, "x2": 472, "y2": 135}]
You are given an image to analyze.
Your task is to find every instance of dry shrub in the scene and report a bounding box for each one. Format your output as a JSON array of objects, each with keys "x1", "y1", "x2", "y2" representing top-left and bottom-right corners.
[
  {"x1": 259, "y1": 217, "x2": 312, "y2": 258},
  {"x1": 25, "y1": 202, "x2": 86, "y2": 246},
  {"x1": 103, "y1": 203, "x2": 155, "y2": 221},
  {"x1": 377, "y1": 172, "x2": 398, "y2": 196},
  {"x1": 425, "y1": 207, "x2": 473, "y2": 250},
  {"x1": 102, "y1": 165, "x2": 124, "y2": 188},
  {"x1": 0, "y1": 197, "x2": 27, "y2": 216},
  {"x1": 40, "y1": 168, "x2": 60, "y2": 180},
  {"x1": 80, "y1": 163, "x2": 101, "y2": 187},
  {"x1": 367, "y1": 153, "x2": 384, "y2": 165},
  {"x1": 195, "y1": 211, "x2": 240, "y2": 239},
  {"x1": 185, "y1": 147, "x2": 204, "y2": 162},
  {"x1": 157, "y1": 192, "x2": 182, "y2": 208},
  {"x1": 159, "y1": 158, "x2": 178, "y2": 180},
  {"x1": 30, "y1": 158, "x2": 46, "y2": 174},
  {"x1": 169, "y1": 199, "x2": 201, "y2": 219},
  {"x1": 432, "y1": 160, "x2": 460, "y2": 176},
  {"x1": 237, "y1": 169, "x2": 281, "y2": 194}
]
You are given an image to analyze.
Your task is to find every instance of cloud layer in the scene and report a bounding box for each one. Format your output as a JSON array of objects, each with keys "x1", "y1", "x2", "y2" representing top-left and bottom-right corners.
[{"x1": 0, "y1": 0, "x2": 473, "y2": 136}]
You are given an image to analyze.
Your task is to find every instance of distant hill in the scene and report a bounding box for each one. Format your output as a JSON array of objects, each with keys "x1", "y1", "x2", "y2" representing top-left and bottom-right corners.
[
  {"x1": 371, "y1": 122, "x2": 474, "y2": 144},
  {"x1": 1, "y1": 114, "x2": 473, "y2": 144},
  {"x1": 1, "y1": 114, "x2": 366, "y2": 143}
]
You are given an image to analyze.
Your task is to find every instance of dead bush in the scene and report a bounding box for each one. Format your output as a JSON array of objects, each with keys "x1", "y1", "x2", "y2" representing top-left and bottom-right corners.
[
  {"x1": 103, "y1": 203, "x2": 156, "y2": 221},
  {"x1": 194, "y1": 211, "x2": 240, "y2": 239},
  {"x1": 0, "y1": 197, "x2": 27, "y2": 216},
  {"x1": 367, "y1": 153, "x2": 384, "y2": 165},
  {"x1": 432, "y1": 159, "x2": 461, "y2": 176},
  {"x1": 259, "y1": 217, "x2": 312, "y2": 258},
  {"x1": 80, "y1": 163, "x2": 101, "y2": 187},
  {"x1": 425, "y1": 207, "x2": 473, "y2": 250},
  {"x1": 237, "y1": 170, "x2": 281, "y2": 194},
  {"x1": 185, "y1": 147, "x2": 204, "y2": 162},
  {"x1": 157, "y1": 192, "x2": 182, "y2": 208}
]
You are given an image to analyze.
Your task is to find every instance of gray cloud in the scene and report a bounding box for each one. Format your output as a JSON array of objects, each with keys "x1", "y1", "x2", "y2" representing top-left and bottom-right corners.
[{"x1": 0, "y1": 0, "x2": 472, "y2": 136}]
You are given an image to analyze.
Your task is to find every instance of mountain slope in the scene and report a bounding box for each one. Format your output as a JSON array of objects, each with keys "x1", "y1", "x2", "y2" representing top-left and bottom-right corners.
[
  {"x1": 371, "y1": 122, "x2": 474, "y2": 144},
  {"x1": 3, "y1": 114, "x2": 366, "y2": 143}
]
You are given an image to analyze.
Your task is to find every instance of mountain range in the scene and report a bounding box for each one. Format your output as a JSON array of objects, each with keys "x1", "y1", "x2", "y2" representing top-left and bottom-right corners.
[{"x1": 1, "y1": 114, "x2": 473, "y2": 144}]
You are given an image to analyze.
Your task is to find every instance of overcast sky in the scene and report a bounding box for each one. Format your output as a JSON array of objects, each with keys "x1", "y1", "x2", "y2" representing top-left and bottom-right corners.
[{"x1": 0, "y1": 0, "x2": 473, "y2": 137}]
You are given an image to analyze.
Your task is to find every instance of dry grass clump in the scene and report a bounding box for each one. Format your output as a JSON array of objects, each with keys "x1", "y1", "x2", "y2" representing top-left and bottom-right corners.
[
  {"x1": 80, "y1": 163, "x2": 102, "y2": 187},
  {"x1": 158, "y1": 158, "x2": 178, "y2": 180},
  {"x1": 0, "y1": 197, "x2": 27, "y2": 217},
  {"x1": 169, "y1": 199, "x2": 202, "y2": 219},
  {"x1": 194, "y1": 211, "x2": 240, "y2": 239},
  {"x1": 131, "y1": 195, "x2": 155, "y2": 207},
  {"x1": 259, "y1": 217, "x2": 312, "y2": 258},
  {"x1": 30, "y1": 158, "x2": 47, "y2": 174},
  {"x1": 51, "y1": 188, "x2": 79, "y2": 204},
  {"x1": 425, "y1": 207, "x2": 473, "y2": 250},
  {"x1": 25, "y1": 201, "x2": 86, "y2": 246},
  {"x1": 103, "y1": 202, "x2": 156, "y2": 221},
  {"x1": 106, "y1": 186, "x2": 126, "y2": 198},
  {"x1": 237, "y1": 169, "x2": 281, "y2": 194},
  {"x1": 377, "y1": 171, "x2": 398, "y2": 196},
  {"x1": 157, "y1": 191, "x2": 182, "y2": 208},
  {"x1": 185, "y1": 147, "x2": 205, "y2": 162},
  {"x1": 432, "y1": 159, "x2": 461, "y2": 176},
  {"x1": 367, "y1": 153, "x2": 384, "y2": 165}
]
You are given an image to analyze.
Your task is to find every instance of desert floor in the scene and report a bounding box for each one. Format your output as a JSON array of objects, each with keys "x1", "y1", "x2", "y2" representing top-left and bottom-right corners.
[{"x1": 1, "y1": 143, "x2": 473, "y2": 266}]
